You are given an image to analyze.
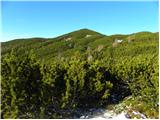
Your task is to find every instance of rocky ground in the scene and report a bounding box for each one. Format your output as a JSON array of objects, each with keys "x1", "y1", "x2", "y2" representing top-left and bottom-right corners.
[
  {"x1": 78, "y1": 109, "x2": 128, "y2": 119},
  {"x1": 74, "y1": 107, "x2": 146, "y2": 119},
  {"x1": 70, "y1": 99, "x2": 147, "y2": 119}
]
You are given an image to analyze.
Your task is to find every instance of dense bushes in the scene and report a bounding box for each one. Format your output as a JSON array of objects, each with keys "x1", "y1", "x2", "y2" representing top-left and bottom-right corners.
[
  {"x1": 1, "y1": 51, "x2": 114, "y2": 118},
  {"x1": 1, "y1": 51, "x2": 43, "y2": 118},
  {"x1": 1, "y1": 49, "x2": 158, "y2": 118},
  {"x1": 1, "y1": 30, "x2": 159, "y2": 119},
  {"x1": 106, "y1": 54, "x2": 159, "y2": 118}
]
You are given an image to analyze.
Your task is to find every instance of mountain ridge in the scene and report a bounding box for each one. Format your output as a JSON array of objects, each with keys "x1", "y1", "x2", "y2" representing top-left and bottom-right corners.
[
  {"x1": 1, "y1": 28, "x2": 158, "y2": 64},
  {"x1": 2, "y1": 28, "x2": 158, "y2": 43}
]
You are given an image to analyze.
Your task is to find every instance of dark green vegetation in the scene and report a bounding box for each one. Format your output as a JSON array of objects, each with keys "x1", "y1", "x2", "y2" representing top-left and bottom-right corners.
[{"x1": 1, "y1": 29, "x2": 159, "y2": 118}]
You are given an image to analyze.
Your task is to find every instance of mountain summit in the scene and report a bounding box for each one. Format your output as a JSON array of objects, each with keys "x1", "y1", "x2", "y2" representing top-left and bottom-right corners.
[{"x1": 55, "y1": 28, "x2": 104, "y2": 41}]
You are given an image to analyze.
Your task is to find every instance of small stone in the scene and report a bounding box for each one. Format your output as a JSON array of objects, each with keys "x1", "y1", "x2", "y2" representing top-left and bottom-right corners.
[
  {"x1": 85, "y1": 115, "x2": 89, "y2": 119},
  {"x1": 125, "y1": 113, "x2": 131, "y2": 118},
  {"x1": 80, "y1": 115, "x2": 85, "y2": 119}
]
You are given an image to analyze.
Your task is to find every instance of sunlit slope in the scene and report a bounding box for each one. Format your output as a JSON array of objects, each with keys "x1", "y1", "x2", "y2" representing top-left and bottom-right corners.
[{"x1": 1, "y1": 29, "x2": 158, "y2": 63}]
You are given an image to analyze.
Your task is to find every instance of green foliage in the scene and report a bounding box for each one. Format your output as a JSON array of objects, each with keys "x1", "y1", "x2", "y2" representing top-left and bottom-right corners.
[
  {"x1": 1, "y1": 29, "x2": 159, "y2": 118},
  {"x1": 1, "y1": 51, "x2": 114, "y2": 118},
  {"x1": 107, "y1": 54, "x2": 159, "y2": 118},
  {"x1": 1, "y1": 50, "x2": 43, "y2": 118},
  {"x1": 2, "y1": 30, "x2": 158, "y2": 63}
]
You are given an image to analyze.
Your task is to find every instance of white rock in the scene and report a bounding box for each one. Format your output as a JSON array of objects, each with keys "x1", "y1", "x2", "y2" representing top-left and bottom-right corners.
[
  {"x1": 132, "y1": 111, "x2": 139, "y2": 115},
  {"x1": 103, "y1": 111, "x2": 114, "y2": 117},
  {"x1": 85, "y1": 115, "x2": 89, "y2": 118},
  {"x1": 132, "y1": 111, "x2": 147, "y2": 119},
  {"x1": 65, "y1": 37, "x2": 72, "y2": 41},
  {"x1": 86, "y1": 34, "x2": 92, "y2": 38},
  {"x1": 80, "y1": 115, "x2": 85, "y2": 119},
  {"x1": 113, "y1": 112, "x2": 127, "y2": 119}
]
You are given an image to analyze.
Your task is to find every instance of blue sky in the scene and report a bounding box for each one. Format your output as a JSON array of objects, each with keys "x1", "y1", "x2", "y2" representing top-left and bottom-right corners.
[{"x1": 1, "y1": 1, "x2": 158, "y2": 42}]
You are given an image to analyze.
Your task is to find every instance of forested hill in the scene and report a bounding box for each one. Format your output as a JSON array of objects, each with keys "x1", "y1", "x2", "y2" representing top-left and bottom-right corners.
[
  {"x1": 1, "y1": 29, "x2": 158, "y2": 63},
  {"x1": 1, "y1": 29, "x2": 159, "y2": 119}
]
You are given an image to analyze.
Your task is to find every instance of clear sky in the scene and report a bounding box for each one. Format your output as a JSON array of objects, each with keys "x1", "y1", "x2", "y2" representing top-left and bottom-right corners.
[{"x1": 1, "y1": 1, "x2": 158, "y2": 42}]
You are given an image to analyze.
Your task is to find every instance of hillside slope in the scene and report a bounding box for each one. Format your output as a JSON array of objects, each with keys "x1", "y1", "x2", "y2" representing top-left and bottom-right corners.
[
  {"x1": 1, "y1": 29, "x2": 158, "y2": 63},
  {"x1": 1, "y1": 29, "x2": 159, "y2": 119}
]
